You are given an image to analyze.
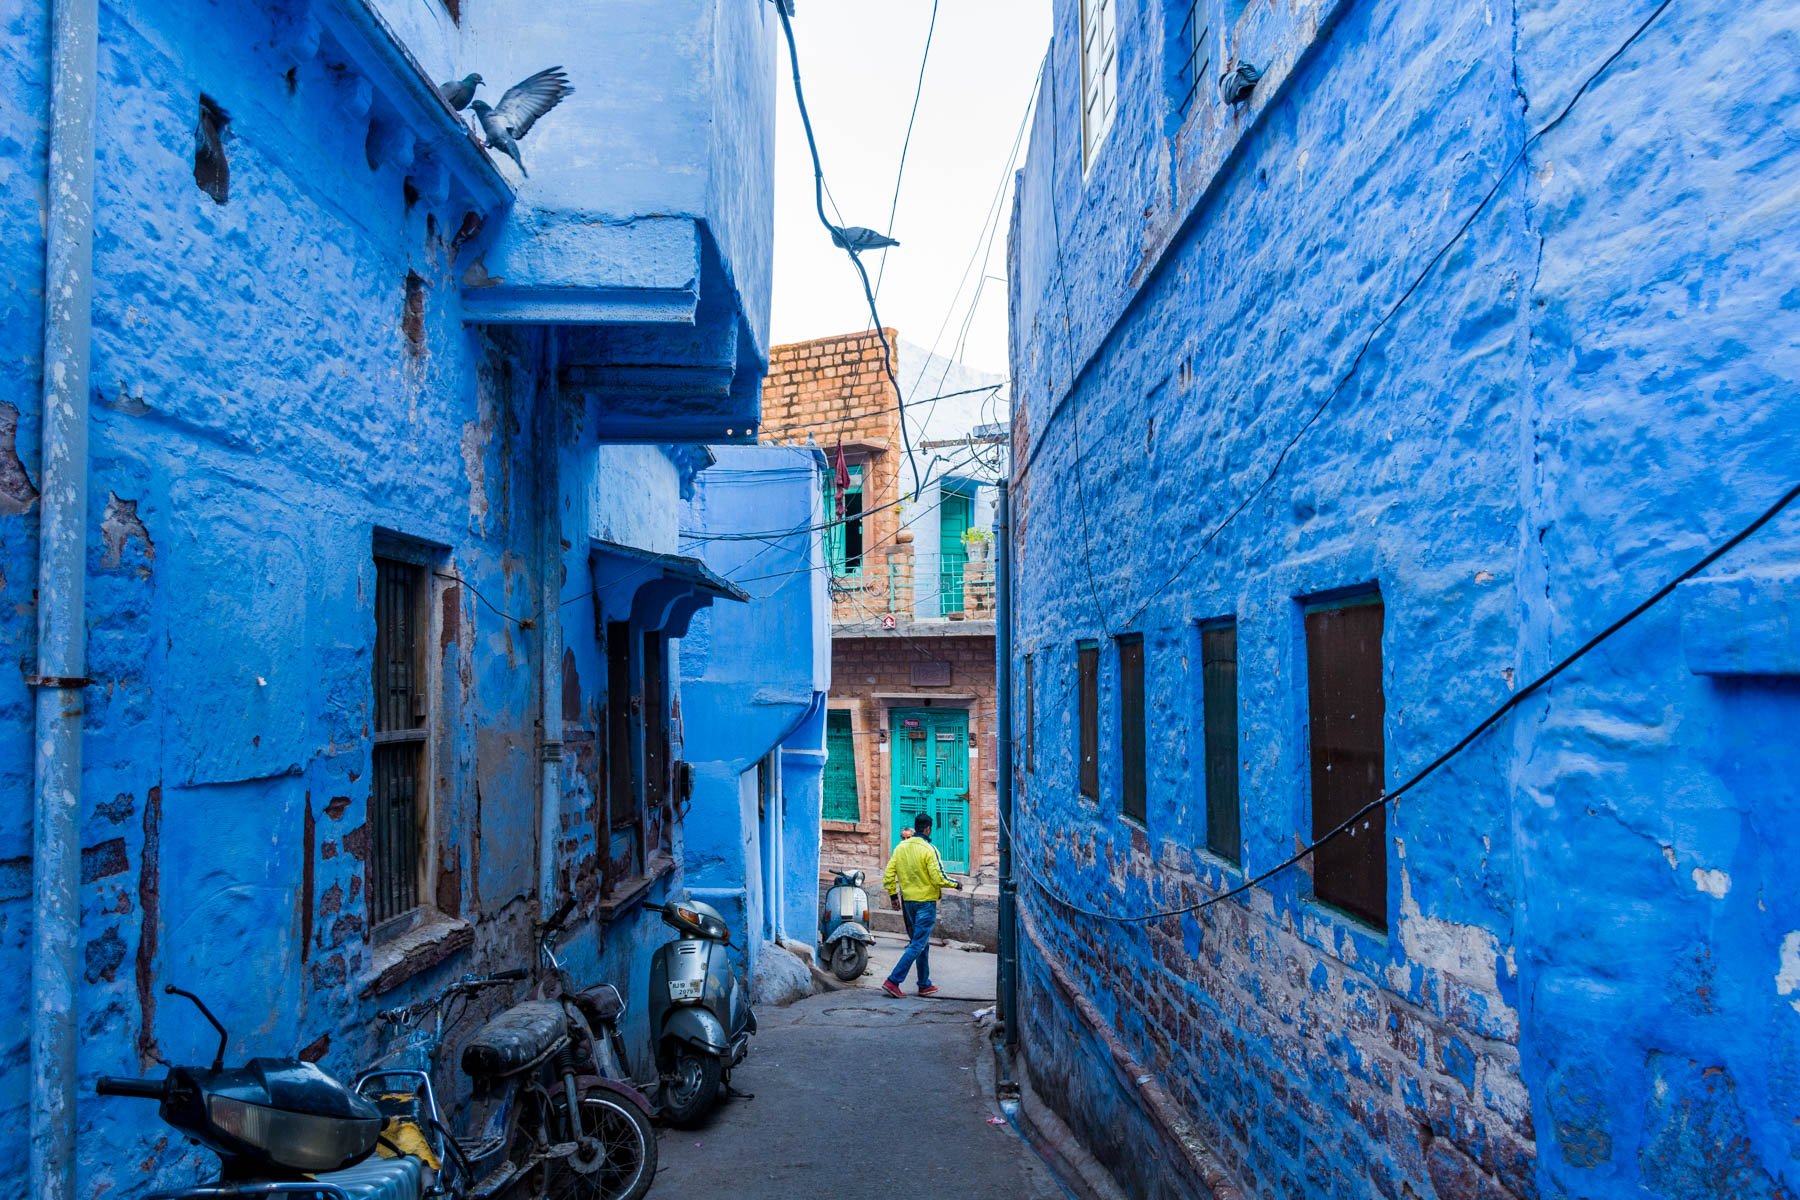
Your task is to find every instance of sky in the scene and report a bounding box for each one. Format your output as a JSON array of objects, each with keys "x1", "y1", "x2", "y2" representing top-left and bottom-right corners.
[{"x1": 770, "y1": 1, "x2": 1052, "y2": 377}]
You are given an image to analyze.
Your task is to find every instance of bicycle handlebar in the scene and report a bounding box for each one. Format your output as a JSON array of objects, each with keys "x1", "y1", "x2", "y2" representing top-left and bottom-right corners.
[
  {"x1": 378, "y1": 970, "x2": 527, "y2": 1024},
  {"x1": 96, "y1": 1076, "x2": 168, "y2": 1099},
  {"x1": 543, "y1": 897, "x2": 576, "y2": 933}
]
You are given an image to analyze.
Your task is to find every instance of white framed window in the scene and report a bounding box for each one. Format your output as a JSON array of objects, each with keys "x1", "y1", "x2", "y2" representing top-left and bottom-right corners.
[{"x1": 1080, "y1": 0, "x2": 1118, "y2": 169}]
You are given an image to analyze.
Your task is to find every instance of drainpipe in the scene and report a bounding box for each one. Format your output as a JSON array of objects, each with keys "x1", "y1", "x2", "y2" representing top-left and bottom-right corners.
[
  {"x1": 31, "y1": 0, "x2": 99, "y2": 1196},
  {"x1": 537, "y1": 335, "x2": 563, "y2": 913},
  {"x1": 994, "y1": 480, "x2": 1018, "y2": 1050}
]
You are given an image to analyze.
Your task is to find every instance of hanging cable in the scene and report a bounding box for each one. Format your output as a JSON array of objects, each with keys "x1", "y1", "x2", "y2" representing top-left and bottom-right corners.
[
  {"x1": 872, "y1": 0, "x2": 940, "y2": 300},
  {"x1": 1011, "y1": 477, "x2": 1800, "y2": 925},
  {"x1": 774, "y1": 2, "x2": 923, "y2": 499}
]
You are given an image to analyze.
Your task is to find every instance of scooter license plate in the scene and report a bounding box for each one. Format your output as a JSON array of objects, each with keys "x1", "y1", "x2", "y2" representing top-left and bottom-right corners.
[{"x1": 669, "y1": 979, "x2": 704, "y2": 1001}]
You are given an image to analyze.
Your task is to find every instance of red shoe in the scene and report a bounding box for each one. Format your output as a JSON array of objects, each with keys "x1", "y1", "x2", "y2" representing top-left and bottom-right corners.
[
  {"x1": 881, "y1": 980, "x2": 905, "y2": 999},
  {"x1": 917, "y1": 985, "x2": 940, "y2": 997}
]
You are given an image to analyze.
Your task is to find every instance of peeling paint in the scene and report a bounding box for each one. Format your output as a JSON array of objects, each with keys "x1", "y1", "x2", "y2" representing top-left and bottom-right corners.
[{"x1": 99, "y1": 492, "x2": 153, "y2": 569}]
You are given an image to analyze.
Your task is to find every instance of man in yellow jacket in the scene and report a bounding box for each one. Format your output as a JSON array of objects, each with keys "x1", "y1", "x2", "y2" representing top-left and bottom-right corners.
[{"x1": 880, "y1": 812, "x2": 962, "y2": 998}]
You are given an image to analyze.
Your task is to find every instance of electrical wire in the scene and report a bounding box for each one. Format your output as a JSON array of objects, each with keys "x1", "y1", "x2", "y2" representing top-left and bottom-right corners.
[
  {"x1": 762, "y1": 382, "x2": 1005, "y2": 439},
  {"x1": 1006, "y1": 478, "x2": 1800, "y2": 924},
  {"x1": 872, "y1": 0, "x2": 940, "y2": 300},
  {"x1": 774, "y1": 2, "x2": 922, "y2": 500}
]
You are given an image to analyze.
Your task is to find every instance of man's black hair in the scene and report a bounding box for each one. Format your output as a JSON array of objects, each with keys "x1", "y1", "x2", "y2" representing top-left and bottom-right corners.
[{"x1": 913, "y1": 812, "x2": 933, "y2": 835}]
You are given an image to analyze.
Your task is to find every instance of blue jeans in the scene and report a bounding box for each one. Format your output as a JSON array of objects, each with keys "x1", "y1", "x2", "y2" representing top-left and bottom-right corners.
[{"x1": 888, "y1": 900, "x2": 936, "y2": 988}]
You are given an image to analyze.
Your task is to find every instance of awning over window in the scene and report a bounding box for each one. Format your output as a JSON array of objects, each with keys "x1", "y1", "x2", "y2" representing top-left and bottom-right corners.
[{"x1": 589, "y1": 538, "x2": 749, "y2": 638}]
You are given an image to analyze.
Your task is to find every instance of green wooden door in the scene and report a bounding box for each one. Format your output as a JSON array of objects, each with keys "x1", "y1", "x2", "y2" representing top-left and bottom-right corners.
[
  {"x1": 938, "y1": 491, "x2": 972, "y2": 615},
  {"x1": 889, "y1": 708, "x2": 971, "y2": 873},
  {"x1": 823, "y1": 710, "x2": 859, "y2": 821}
]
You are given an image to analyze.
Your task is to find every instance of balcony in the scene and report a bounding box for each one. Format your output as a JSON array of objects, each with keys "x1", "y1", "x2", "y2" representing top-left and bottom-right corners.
[{"x1": 829, "y1": 558, "x2": 995, "y2": 628}]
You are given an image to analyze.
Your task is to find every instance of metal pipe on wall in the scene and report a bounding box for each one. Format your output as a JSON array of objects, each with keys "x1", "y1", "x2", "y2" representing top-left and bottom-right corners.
[
  {"x1": 537, "y1": 334, "x2": 564, "y2": 913},
  {"x1": 31, "y1": 0, "x2": 99, "y2": 1194},
  {"x1": 994, "y1": 480, "x2": 1019, "y2": 1049}
]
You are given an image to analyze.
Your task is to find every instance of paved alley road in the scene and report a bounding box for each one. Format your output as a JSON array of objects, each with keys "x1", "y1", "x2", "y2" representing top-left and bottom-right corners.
[{"x1": 651, "y1": 967, "x2": 1063, "y2": 1199}]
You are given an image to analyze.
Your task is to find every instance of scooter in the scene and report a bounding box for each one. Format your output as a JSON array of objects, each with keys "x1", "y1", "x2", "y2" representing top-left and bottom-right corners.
[
  {"x1": 99, "y1": 900, "x2": 657, "y2": 1200},
  {"x1": 819, "y1": 868, "x2": 874, "y2": 982},
  {"x1": 646, "y1": 899, "x2": 756, "y2": 1127}
]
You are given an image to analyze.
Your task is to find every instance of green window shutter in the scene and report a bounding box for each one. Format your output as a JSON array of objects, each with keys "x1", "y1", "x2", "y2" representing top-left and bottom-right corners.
[
  {"x1": 825, "y1": 465, "x2": 864, "y2": 578},
  {"x1": 823, "y1": 710, "x2": 860, "y2": 821}
]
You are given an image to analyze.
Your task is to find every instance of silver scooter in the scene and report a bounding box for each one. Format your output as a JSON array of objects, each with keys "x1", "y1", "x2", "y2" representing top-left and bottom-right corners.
[{"x1": 647, "y1": 899, "x2": 756, "y2": 1126}]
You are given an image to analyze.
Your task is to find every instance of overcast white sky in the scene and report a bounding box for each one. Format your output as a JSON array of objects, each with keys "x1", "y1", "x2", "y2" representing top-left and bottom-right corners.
[{"x1": 770, "y1": 1, "x2": 1051, "y2": 377}]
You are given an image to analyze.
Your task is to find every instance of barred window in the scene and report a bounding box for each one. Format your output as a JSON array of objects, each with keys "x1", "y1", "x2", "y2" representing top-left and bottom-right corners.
[
  {"x1": 1077, "y1": 640, "x2": 1100, "y2": 799},
  {"x1": 1305, "y1": 594, "x2": 1387, "y2": 929},
  {"x1": 371, "y1": 555, "x2": 428, "y2": 928}
]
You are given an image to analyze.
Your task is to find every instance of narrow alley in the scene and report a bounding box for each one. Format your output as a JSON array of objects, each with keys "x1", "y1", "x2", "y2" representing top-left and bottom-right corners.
[{"x1": 656, "y1": 936, "x2": 1063, "y2": 1199}]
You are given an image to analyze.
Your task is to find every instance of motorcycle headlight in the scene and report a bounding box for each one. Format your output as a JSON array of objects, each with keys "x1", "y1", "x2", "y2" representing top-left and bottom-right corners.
[
  {"x1": 668, "y1": 978, "x2": 705, "y2": 1002},
  {"x1": 207, "y1": 1094, "x2": 380, "y2": 1172}
]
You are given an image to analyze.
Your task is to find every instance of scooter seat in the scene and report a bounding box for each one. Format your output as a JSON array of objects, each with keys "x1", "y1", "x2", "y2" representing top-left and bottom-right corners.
[
  {"x1": 314, "y1": 1153, "x2": 423, "y2": 1200},
  {"x1": 573, "y1": 982, "x2": 624, "y2": 1024},
  {"x1": 461, "y1": 1000, "x2": 568, "y2": 1077}
]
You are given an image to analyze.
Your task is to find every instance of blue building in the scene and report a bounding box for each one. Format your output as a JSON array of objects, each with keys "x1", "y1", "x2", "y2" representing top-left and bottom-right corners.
[
  {"x1": 1, "y1": 0, "x2": 779, "y2": 1194},
  {"x1": 681, "y1": 444, "x2": 832, "y2": 999},
  {"x1": 1006, "y1": 0, "x2": 1800, "y2": 1198}
]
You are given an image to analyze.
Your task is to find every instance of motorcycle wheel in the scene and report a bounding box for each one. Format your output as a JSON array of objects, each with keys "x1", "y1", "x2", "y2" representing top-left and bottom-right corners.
[
  {"x1": 831, "y1": 940, "x2": 869, "y2": 982},
  {"x1": 548, "y1": 1091, "x2": 657, "y2": 1200},
  {"x1": 659, "y1": 1048, "x2": 723, "y2": 1128}
]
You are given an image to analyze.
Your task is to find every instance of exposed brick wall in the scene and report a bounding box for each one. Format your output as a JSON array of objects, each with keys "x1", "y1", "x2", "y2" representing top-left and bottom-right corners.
[
  {"x1": 821, "y1": 634, "x2": 999, "y2": 887},
  {"x1": 761, "y1": 331, "x2": 915, "y2": 624}
]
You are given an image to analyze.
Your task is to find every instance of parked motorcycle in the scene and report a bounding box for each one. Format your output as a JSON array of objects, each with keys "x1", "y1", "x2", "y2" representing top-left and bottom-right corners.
[
  {"x1": 98, "y1": 898, "x2": 656, "y2": 1200},
  {"x1": 819, "y1": 868, "x2": 874, "y2": 982},
  {"x1": 646, "y1": 899, "x2": 755, "y2": 1127}
]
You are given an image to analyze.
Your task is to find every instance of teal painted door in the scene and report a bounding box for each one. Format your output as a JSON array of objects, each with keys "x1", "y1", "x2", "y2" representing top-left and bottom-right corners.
[
  {"x1": 939, "y1": 491, "x2": 971, "y2": 615},
  {"x1": 889, "y1": 708, "x2": 970, "y2": 872}
]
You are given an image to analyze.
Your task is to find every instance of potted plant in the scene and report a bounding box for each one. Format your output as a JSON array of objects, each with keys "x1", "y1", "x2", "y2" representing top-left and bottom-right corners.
[{"x1": 962, "y1": 526, "x2": 992, "y2": 561}]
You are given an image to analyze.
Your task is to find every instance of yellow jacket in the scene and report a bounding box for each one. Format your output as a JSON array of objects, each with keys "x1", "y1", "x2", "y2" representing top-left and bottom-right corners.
[{"x1": 883, "y1": 835, "x2": 956, "y2": 902}]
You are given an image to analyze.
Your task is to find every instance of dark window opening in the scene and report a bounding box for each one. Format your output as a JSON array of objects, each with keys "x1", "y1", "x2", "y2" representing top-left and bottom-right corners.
[
  {"x1": 194, "y1": 94, "x2": 231, "y2": 204},
  {"x1": 1118, "y1": 635, "x2": 1146, "y2": 825},
  {"x1": 1305, "y1": 595, "x2": 1387, "y2": 929},
  {"x1": 642, "y1": 631, "x2": 670, "y2": 858},
  {"x1": 371, "y1": 555, "x2": 428, "y2": 927},
  {"x1": 1201, "y1": 621, "x2": 1240, "y2": 863},
  {"x1": 403, "y1": 271, "x2": 426, "y2": 353},
  {"x1": 1077, "y1": 641, "x2": 1099, "y2": 800},
  {"x1": 604, "y1": 622, "x2": 641, "y2": 890},
  {"x1": 827, "y1": 463, "x2": 866, "y2": 577},
  {"x1": 1024, "y1": 654, "x2": 1036, "y2": 774},
  {"x1": 823, "y1": 711, "x2": 860, "y2": 821}
]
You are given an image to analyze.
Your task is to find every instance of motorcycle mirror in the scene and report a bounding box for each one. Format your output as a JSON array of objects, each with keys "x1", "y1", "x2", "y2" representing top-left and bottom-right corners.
[{"x1": 163, "y1": 984, "x2": 229, "y2": 1071}]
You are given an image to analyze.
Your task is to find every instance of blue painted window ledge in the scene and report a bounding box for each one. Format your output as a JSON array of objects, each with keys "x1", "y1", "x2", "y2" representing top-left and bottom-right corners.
[{"x1": 1680, "y1": 570, "x2": 1800, "y2": 676}]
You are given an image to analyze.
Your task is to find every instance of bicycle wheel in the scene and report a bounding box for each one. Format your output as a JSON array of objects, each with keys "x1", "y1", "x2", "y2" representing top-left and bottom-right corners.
[{"x1": 550, "y1": 1091, "x2": 657, "y2": 1200}]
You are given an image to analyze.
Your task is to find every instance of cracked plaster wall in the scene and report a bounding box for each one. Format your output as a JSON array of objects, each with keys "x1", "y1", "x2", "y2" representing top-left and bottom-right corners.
[
  {"x1": 1007, "y1": 0, "x2": 1800, "y2": 1197},
  {"x1": 0, "y1": 1, "x2": 723, "y2": 1191}
]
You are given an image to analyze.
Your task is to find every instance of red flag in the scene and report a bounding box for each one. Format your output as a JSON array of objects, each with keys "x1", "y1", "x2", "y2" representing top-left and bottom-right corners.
[{"x1": 833, "y1": 442, "x2": 851, "y2": 517}]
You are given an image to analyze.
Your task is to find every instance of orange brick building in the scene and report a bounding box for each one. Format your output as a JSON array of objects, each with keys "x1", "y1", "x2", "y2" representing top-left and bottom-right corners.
[{"x1": 761, "y1": 330, "x2": 1005, "y2": 942}]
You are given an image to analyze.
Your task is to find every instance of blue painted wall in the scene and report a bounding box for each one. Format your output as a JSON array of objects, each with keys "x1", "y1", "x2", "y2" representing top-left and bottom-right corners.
[
  {"x1": 0, "y1": 0, "x2": 774, "y2": 1192},
  {"x1": 1007, "y1": 0, "x2": 1800, "y2": 1197},
  {"x1": 681, "y1": 445, "x2": 831, "y2": 979}
]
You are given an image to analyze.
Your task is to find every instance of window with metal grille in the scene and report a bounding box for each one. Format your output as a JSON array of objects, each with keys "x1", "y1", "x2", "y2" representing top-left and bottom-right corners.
[
  {"x1": 1117, "y1": 634, "x2": 1146, "y2": 824},
  {"x1": 1024, "y1": 653, "x2": 1036, "y2": 773},
  {"x1": 825, "y1": 463, "x2": 865, "y2": 577},
  {"x1": 1305, "y1": 594, "x2": 1387, "y2": 929},
  {"x1": 1077, "y1": 640, "x2": 1099, "y2": 799},
  {"x1": 823, "y1": 711, "x2": 860, "y2": 821},
  {"x1": 1079, "y1": 0, "x2": 1117, "y2": 169},
  {"x1": 1200, "y1": 620, "x2": 1240, "y2": 862},
  {"x1": 1168, "y1": 0, "x2": 1210, "y2": 124},
  {"x1": 371, "y1": 556, "x2": 428, "y2": 928}
]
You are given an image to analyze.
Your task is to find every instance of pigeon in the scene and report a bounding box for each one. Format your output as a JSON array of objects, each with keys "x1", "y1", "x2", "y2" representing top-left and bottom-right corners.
[
  {"x1": 1219, "y1": 61, "x2": 1261, "y2": 105},
  {"x1": 438, "y1": 73, "x2": 483, "y2": 111},
  {"x1": 194, "y1": 94, "x2": 231, "y2": 205},
  {"x1": 470, "y1": 66, "x2": 574, "y2": 177},
  {"x1": 829, "y1": 225, "x2": 899, "y2": 253}
]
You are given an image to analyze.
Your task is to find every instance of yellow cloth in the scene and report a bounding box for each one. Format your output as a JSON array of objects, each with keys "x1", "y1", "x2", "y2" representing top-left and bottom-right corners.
[
  {"x1": 883, "y1": 835, "x2": 955, "y2": 902},
  {"x1": 376, "y1": 1117, "x2": 441, "y2": 1170}
]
